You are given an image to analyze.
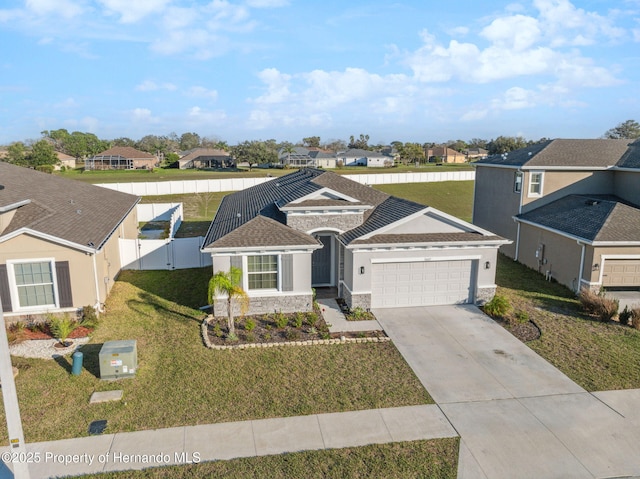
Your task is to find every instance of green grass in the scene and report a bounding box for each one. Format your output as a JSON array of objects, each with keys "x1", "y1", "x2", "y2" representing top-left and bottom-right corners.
[
  {"x1": 495, "y1": 254, "x2": 640, "y2": 391},
  {"x1": 57, "y1": 164, "x2": 473, "y2": 184},
  {"x1": 1, "y1": 269, "x2": 431, "y2": 443},
  {"x1": 79, "y1": 438, "x2": 459, "y2": 479},
  {"x1": 375, "y1": 181, "x2": 474, "y2": 222},
  {"x1": 140, "y1": 193, "x2": 225, "y2": 237}
]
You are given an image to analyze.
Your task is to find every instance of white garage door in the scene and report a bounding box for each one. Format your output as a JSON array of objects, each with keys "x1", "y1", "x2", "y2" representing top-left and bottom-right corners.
[
  {"x1": 371, "y1": 260, "x2": 474, "y2": 308},
  {"x1": 603, "y1": 260, "x2": 640, "y2": 288}
]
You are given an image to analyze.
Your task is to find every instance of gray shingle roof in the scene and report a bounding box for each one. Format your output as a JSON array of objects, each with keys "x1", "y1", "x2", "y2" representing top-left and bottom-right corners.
[
  {"x1": 349, "y1": 232, "x2": 504, "y2": 245},
  {"x1": 0, "y1": 162, "x2": 139, "y2": 249},
  {"x1": 517, "y1": 194, "x2": 640, "y2": 242},
  {"x1": 476, "y1": 139, "x2": 637, "y2": 168},
  {"x1": 209, "y1": 216, "x2": 320, "y2": 248},
  {"x1": 92, "y1": 146, "x2": 156, "y2": 159}
]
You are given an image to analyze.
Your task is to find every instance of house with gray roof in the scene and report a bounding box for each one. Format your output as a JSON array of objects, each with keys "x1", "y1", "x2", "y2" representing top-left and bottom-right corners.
[
  {"x1": 337, "y1": 149, "x2": 393, "y2": 168},
  {"x1": 473, "y1": 138, "x2": 640, "y2": 292},
  {"x1": 202, "y1": 168, "x2": 507, "y2": 315},
  {"x1": 178, "y1": 148, "x2": 233, "y2": 169},
  {"x1": 0, "y1": 162, "x2": 139, "y2": 318}
]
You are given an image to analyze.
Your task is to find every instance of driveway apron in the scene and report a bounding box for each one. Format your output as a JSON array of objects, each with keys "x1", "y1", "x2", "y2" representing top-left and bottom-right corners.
[{"x1": 375, "y1": 305, "x2": 640, "y2": 479}]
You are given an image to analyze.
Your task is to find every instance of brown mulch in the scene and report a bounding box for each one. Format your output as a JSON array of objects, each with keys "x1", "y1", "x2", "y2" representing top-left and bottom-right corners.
[
  {"x1": 20, "y1": 325, "x2": 92, "y2": 340},
  {"x1": 207, "y1": 310, "x2": 386, "y2": 346},
  {"x1": 499, "y1": 320, "x2": 541, "y2": 342}
]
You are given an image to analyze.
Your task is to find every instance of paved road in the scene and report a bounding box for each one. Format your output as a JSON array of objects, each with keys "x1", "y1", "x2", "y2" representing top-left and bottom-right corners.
[{"x1": 375, "y1": 305, "x2": 640, "y2": 479}]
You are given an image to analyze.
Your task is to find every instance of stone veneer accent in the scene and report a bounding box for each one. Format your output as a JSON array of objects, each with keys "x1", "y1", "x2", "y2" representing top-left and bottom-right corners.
[
  {"x1": 286, "y1": 213, "x2": 363, "y2": 234},
  {"x1": 201, "y1": 316, "x2": 390, "y2": 350},
  {"x1": 214, "y1": 294, "x2": 313, "y2": 316},
  {"x1": 475, "y1": 286, "x2": 497, "y2": 305},
  {"x1": 343, "y1": 287, "x2": 372, "y2": 311}
]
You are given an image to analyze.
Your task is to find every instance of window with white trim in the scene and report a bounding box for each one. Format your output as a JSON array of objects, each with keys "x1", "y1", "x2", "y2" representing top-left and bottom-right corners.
[
  {"x1": 528, "y1": 172, "x2": 543, "y2": 196},
  {"x1": 514, "y1": 171, "x2": 523, "y2": 193},
  {"x1": 247, "y1": 255, "x2": 278, "y2": 290},
  {"x1": 12, "y1": 261, "x2": 56, "y2": 308}
]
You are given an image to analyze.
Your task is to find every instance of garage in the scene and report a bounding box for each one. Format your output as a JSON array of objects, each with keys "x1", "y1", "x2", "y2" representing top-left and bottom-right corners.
[
  {"x1": 602, "y1": 259, "x2": 640, "y2": 288},
  {"x1": 371, "y1": 260, "x2": 475, "y2": 308}
]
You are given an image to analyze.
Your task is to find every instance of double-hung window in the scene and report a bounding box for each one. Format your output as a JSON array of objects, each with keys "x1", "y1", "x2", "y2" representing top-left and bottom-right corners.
[
  {"x1": 514, "y1": 171, "x2": 523, "y2": 193},
  {"x1": 528, "y1": 172, "x2": 543, "y2": 197},
  {"x1": 247, "y1": 255, "x2": 279, "y2": 290},
  {"x1": 12, "y1": 260, "x2": 56, "y2": 309}
]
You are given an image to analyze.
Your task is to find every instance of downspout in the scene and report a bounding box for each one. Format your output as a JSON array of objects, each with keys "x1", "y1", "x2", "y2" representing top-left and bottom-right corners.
[
  {"x1": 92, "y1": 252, "x2": 103, "y2": 312},
  {"x1": 515, "y1": 169, "x2": 523, "y2": 261},
  {"x1": 514, "y1": 221, "x2": 521, "y2": 261},
  {"x1": 577, "y1": 241, "x2": 586, "y2": 294}
]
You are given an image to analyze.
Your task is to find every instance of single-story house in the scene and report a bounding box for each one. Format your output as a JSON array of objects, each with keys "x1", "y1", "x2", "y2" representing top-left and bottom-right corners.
[
  {"x1": 337, "y1": 149, "x2": 393, "y2": 168},
  {"x1": 202, "y1": 168, "x2": 508, "y2": 315},
  {"x1": 85, "y1": 146, "x2": 158, "y2": 170},
  {"x1": 0, "y1": 162, "x2": 139, "y2": 319},
  {"x1": 427, "y1": 147, "x2": 467, "y2": 164},
  {"x1": 55, "y1": 152, "x2": 76, "y2": 170},
  {"x1": 178, "y1": 148, "x2": 233, "y2": 169}
]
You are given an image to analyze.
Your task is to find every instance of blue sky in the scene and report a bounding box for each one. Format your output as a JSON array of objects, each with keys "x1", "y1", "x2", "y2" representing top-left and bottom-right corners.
[{"x1": 0, "y1": 0, "x2": 638, "y2": 146}]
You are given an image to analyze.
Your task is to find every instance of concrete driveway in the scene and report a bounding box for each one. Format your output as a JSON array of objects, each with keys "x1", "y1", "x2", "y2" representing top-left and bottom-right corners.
[{"x1": 375, "y1": 305, "x2": 640, "y2": 479}]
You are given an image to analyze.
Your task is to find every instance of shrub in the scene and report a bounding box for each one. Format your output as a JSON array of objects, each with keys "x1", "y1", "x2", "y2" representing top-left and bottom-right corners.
[
  {"x1": 6, "y1": 322, "x2": 26, "y2": 344},
  {"x1": 226, "y1": 332, "x2": 238, "y2": 342},
  {"x1": 619, "y1": 306, "x2": 633, "y2": 326},
  {"x1": 213, "y1": 323, "x2": 224, "y2": 338},
  {"x1": 274, "y1": 311, "x2": 288, "y2": 329},
  {"x1": 244, "y1": 318, "x2": 256, "y2": 332},
  {"x1": 49, "y1": 314, "x2": 77, "y2": 343},
  {"x1": 632, "y1": 308, "x2": 640, "y2": 330},
  {"x1": 514, "y1": 311, "x2": 529, "y2": 324},
  {"x1": 80, "y1": 305, "x2": 99, "y2": 328},
  {"x1": 579, "y1": 289, "x2": 619, "y2": 322},
  {"x1": 285, "y1": 329, "x2": 300, "y2": 341},
  {"x1": 483, "y1": 295, "x2": 511, "y2": 318},
  {"x1": 292, "y1": 312, "x2": 304, "y2": 329},
  {"x1": 245, "y1": 332, "x2": 256, "y2": 343},
  {"x1": 350, "y1": 307, "x2": 367, "y2": 320},
  {"x1": 263, "y1": 332, "x2": 272, "y2": 341},
  {"x1": 306, "y1": 312, "x2": 318, "y2": 328}
]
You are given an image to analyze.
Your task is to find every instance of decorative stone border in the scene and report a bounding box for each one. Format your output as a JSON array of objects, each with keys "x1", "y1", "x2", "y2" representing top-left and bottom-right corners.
[{"x1": 200, "y1": 317, "x2": 390, "y2": 351}]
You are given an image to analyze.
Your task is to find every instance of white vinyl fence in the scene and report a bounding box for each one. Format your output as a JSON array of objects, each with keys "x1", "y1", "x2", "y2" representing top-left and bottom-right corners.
[
  {"x1": 120, "y1": 203, "x2": 212, "y2": 270},
  {"x1": 119, "y1": 237, "x2": 211, "y2": 270},
  {"x1": 98, "y1": 170, "x2": 475, "y2": 196}
]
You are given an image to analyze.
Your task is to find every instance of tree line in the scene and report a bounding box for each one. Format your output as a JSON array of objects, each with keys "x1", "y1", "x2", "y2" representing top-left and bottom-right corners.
[{"x1": 2, "y1": 120, "x2": 638, "y2": 171}]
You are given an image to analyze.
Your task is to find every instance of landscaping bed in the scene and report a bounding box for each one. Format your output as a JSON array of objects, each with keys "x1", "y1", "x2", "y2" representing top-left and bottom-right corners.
[
  {"x1": 206, "y1": 311, "x2": 385, "y2": 346},
  {"x1": 335, "y1": 298, "x2": 377, "y2": 321}
]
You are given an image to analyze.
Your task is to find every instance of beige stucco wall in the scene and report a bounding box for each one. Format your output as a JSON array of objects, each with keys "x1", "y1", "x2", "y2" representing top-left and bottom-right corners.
[
  {"x1": 0, "y1": 234, "x2": 98, "y2": 313},
  {"x1": 521, "y1": 170, "x2": 614, "y2": 212},
  {"x1": 589, "y1": 246, "x2": 640, "y2": 286},
  {"x1": 0, "y1": 210, "x2": 17, "y2": 235},
  {"x1": 473, "y1": 166, "x2": 521, "y2": 257},
  {"x1": 517, "y1": 223, "x2": 583, "y2": 291},
  {"x1": 613, "y1": 170, "x2": 640, "y2": 206}
]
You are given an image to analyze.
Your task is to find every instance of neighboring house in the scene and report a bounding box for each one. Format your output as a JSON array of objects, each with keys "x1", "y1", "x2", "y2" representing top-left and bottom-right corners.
[
  {"x1": 427, "y1": 147, "x2": 467, "y2": 164},
  {"x1": 85, "y1": 146, "x2": 158, "y2": 170},
  {"x1": 337, "y1": 149, "x2": 392, "y2": 167},
  {"x1": 465, "y1": 148, "x2": 488, "y2": 161},
  {"x1": 308, "y1": 149, "x2": 337, "y2": 169},
  {"x1": 473, "y1": 138, "x2": 640, "y2": 293},
  {"x1": 178, "y1": 148, "x2": 233, "y2": 169},
  {"x1": 278, "y1": 147, "x2": 316, "y2": 168},
  {"x1": 202, "y1": 168, "x2": 508, "y2": 315},
  {"x1": 0, "y1": 162, "x2": 139, "y2": 318},
  {"x1": 55, "y1": 152, "x2": 76, "y2": 170}
]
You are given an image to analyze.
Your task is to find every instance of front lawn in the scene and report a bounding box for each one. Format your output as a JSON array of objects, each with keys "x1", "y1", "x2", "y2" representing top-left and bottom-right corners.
[
  {"x1": 1, "y1": 269, "x2": 431, "y2": 443},
  {"x1": 80, "y1": 438, "x2": 459, "y2": 479},
  {"x1": 495, "y1": 254, "x2": 640, "y2": 391}
]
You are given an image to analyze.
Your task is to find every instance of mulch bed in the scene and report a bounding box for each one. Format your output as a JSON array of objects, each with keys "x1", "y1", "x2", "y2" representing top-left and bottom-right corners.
[
  {"x1": 206, "y1": 310, "x2": 386, "y2": 346},
  {"x1": 335, "y1": 298, "x2": 377, "y2": 321},
  {"x1": 19, "y1": 325, "x2": 92, "y2": 341},
  {"x1": 498, "y1": 319, "x2": 541, "y2": 342}
]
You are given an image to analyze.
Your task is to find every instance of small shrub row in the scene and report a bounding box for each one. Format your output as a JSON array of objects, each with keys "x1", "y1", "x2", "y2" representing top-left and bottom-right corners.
[
  {"x1": 4, "y1": 306, "x2": 99, "y2": 345},
  {"x1": 619, "y1": 305, "x2": 640, "y2": 329},
  {"x1": 578, "y1": 289, "x2": 619, "y2": 322},
  {"x1": 483, "y1": 295, "x2": 511, "y2": 318}
]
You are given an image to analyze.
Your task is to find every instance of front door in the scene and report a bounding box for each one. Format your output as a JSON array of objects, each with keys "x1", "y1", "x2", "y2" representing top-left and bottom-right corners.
[{"x1": 312, "y1": 235, "x2": 332, "y2": 285}]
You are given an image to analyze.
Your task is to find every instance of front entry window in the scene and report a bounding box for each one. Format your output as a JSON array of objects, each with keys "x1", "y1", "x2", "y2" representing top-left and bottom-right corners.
[
  {"x1": 13, "y1": 261, "x2": 56, "y2": 308},
  {"x1": 247, "y1": 255, "x2": 278, "y2": 290}
]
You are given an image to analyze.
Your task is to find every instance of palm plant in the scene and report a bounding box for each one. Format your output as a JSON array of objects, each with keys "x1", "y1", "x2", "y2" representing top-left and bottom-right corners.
[{"x1": 208, "y1": 267, "x2": 249, "y2": 336}]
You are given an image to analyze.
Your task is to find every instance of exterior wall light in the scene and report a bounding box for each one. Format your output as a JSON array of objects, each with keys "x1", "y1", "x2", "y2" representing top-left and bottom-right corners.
[
  {"x1": 484, "y1": 261, "x2": 491, "y2": 270},
  {"x1": 360, "y1": 266, "x2": 365, "y2": 274}
]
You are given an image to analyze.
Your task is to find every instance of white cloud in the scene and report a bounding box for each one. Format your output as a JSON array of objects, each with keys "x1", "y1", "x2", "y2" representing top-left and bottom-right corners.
[
  {"x1": 448, "y1": 26, "x2": 469, "y2": 37},
  {"x1": 135, "y1": 81, "x2": 177, "y2": 92},
  {"x1": 97, "y1": 0, "x2": 171, "y2": 23},
  {"x1": 131, "y1": 108, "x2": 155, "y2": 122},
  {"x1": 491, "y1": 87, "x2": 537, "y2": 110},
  {"x1": 187, "y1": 106, "x2": 227, "y2": 125},
  {"x1": 480, "y1": 15, "x2": 541, "y2": 51},
  {"x1": 253, "y1": 68, "x2": 292, "y2": 104},
  {"x1": 245, "y1": 0, "x2": 289, "y2": 7},
  {"x1": 26, "y1": 0, "x2": 83, "y2": 18},
  {"x1": 53, "y1": 97, "x2": 78, "y2": 109},
  {"x1": 187, "y1": 86, "x2": 219, "y2": 101}
]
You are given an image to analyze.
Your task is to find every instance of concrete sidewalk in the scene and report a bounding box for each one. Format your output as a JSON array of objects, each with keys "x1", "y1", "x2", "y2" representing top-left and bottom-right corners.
[
  {"x1": 0, "y1": 405, "x2": 456, "y2": 479},
  {"x1": 317, "y1": 298, "x2": 383, "y2": 333}
]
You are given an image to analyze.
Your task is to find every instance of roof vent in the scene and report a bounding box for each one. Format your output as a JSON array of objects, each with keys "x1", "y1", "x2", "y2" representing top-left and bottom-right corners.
[
  {"x1": 236, "y1": 213, "x2": 241, "y2": 218},
  {"x1": 76, "y1": 209, "x2": 82, "y2": 214},
  {"x1": 586, "y1": 200, "x2": 599, "y2": 206},
  {"x1": 528, "y1": 152, "x2": 532, "y2": 156},
  {"x1": 0, "y1": 185, "x2": 4, "y2": 190}
]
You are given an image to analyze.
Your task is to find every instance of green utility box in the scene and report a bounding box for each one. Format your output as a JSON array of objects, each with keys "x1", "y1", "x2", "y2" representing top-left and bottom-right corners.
[{"x1": 99, "y1": 340, "x2": 137, "y2": 380}]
